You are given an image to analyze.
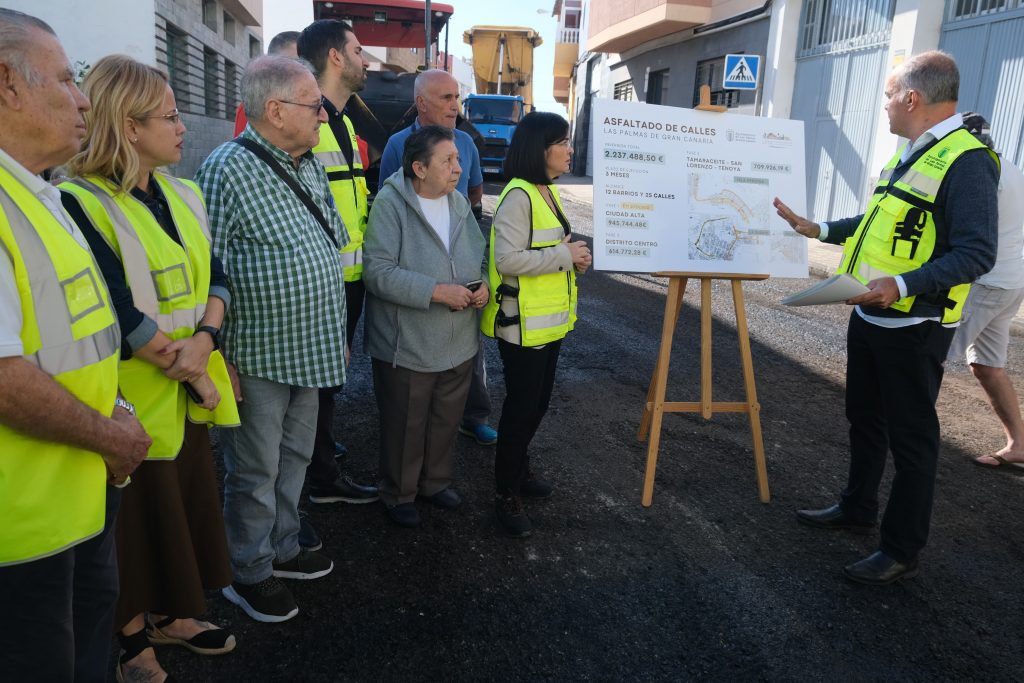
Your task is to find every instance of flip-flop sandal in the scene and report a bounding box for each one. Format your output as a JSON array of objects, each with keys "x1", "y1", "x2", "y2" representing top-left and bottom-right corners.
[
  {"x1": 972, "y1": 455, "x2": 1024, "y2": 470},
  {"x1": 146, "y1": 616, "x2": 237, "y2": 655}
]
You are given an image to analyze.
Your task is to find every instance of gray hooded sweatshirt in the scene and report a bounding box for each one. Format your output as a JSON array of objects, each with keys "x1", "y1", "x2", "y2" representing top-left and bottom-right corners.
[{"x1": 363, "y1": 170, "x2": 487, "y2": 372}]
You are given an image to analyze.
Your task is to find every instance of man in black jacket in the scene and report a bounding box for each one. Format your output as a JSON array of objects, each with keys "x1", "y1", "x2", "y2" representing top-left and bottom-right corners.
[{"x1": 773, "y1": 51, "x2": 998, "y2": 585}]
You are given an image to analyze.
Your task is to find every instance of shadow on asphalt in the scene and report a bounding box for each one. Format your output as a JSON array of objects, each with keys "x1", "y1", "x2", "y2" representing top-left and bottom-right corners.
[{"x1": 147, "y1": 194, "x2": 1024, "y2": 682}]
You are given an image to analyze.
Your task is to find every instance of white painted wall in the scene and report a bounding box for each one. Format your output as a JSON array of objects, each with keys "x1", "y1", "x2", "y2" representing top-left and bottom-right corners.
[
  {"x1": 363, "y1": 44, "x2": 388, "y2": 69},
  {"x1": 3, "y1": 1, "x2": 157, "y2": 69},
  {"x1": 762, "y1": 0, "x2": 801, "y2": 119},
  {"x1": 451, "y1": 56, "x2": 475, "y2": 97},
  {"x1": 866, "y1": 0, "x2": 943, "y2": 181}
]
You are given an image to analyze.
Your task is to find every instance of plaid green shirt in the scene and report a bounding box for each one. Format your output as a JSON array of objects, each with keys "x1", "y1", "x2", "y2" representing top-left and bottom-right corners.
[{"x1": 195, "y1": 126, "x2": 348, "y2": 388}]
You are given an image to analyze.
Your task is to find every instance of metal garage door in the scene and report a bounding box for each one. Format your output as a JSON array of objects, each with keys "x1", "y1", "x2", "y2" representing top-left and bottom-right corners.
[
  {"x1": 940, "y1": 1, "x2": 1024, "y2": 167},
  {"x1": 789, "y1": 0, "x2": 895, "y2": 220}
]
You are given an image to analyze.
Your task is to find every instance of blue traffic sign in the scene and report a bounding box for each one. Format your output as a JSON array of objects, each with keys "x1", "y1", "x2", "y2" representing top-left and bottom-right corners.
[{"x1": 723, "y1": 54, "x2": 761, "y2": 90}]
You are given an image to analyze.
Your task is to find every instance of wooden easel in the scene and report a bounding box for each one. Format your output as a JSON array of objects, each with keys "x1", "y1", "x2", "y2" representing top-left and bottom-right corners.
[{"x1": 637, "y1": 86, "x2": 771, "y2": 506}]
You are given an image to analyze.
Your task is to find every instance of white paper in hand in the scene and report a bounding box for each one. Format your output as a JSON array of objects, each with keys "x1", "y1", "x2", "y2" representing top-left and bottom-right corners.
[{"x1": 781, "y1": 274, "x2": 869, "y2": 306}]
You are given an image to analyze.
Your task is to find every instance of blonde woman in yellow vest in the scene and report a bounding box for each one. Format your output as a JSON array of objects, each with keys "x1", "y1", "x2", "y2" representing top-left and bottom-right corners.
[
  {"x1": 481, "y1": 112, "x2": 592, "y2": 537},
  {"x1": 61, "y1": 55, "x2": 238, "y2": 683}
]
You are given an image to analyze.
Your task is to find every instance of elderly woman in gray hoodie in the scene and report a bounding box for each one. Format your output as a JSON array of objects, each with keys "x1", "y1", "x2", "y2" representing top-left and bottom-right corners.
[{"x1": 363, "y1": 125, "x2": 488, "y2": 528}]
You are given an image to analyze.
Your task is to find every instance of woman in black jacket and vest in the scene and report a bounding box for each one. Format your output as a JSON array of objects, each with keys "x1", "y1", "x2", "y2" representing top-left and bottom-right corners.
[{"x1": 481, "y1": 112, "x2": 592, "y2": 537}]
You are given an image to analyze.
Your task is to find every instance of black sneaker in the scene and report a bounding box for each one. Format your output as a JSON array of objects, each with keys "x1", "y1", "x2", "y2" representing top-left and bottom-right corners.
[
  {"x1": 272, "y1": 549, "x2": 334, "y2": 580},
  {"x1": 222, "y1": 577, "x2": 298, "y2": 623},
  {"x1": 521, "y1": 472, "x2": 553, "y2": 499},
  {"x1": 495, "y1": 495, "x2": 533, "y2": 537},
  {"x1": 308, "y1": 476, "x2": 380, "y2": 504},
  {"x1": 298, "y1": 511, "x2": 322, "y2": 551}
]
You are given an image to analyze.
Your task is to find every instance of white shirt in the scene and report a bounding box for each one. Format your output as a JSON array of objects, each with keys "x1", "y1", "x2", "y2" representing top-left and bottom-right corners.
[
  {"x1": 819, "y1": 112, "x2": 964, "y2": 328},
  {"x1": 0, "y1": 147, "x2": 89, "y2": 358},
  {"x1": 416, "y1": 193, "x2": 451, "y2": 252},
  {"x1": 976, "y1": 159, "x2": 1024, "y2": 290}
]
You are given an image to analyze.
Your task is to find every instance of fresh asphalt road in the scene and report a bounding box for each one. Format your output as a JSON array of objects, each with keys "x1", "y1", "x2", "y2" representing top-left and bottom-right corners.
[{"x1": 148, "y1": 179, "x2": 1024, "y2": 682}]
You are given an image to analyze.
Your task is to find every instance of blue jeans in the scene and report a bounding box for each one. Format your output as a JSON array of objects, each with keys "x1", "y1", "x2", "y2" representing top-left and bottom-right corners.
[{"x1": 220, "y1": 374, "x2": 318, "y2": 584}]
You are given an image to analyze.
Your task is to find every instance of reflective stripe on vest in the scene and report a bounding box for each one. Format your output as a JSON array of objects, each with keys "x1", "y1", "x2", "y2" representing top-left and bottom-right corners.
[
  {"x1": 63, "y1": 177, "x2": 206, "y2": 334},
  {"x1": 341, "y1": 249, "x2": 363, "y2": 269},
  {"x1": 838, "y1": 128, "x2": 998, "y2": 324},
  {"x1": 61, "y1": 175, "x2": 239, "y2": 459},
  {"x1": 481, "y1": 178, "x2": 577, "y2": 346},
  {"x1": 0, "y1": 171, "x2": 119, "y2": 565},
  {"x1": 313, "y1": 115, "x2": 368, "y2": 282},
  {"x1": 0, "y1": 191, "x2": 119, "y2": 374}
]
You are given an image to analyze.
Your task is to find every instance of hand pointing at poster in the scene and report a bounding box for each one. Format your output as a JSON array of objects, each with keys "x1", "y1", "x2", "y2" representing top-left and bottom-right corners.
[{"x1": 773, "y1": 197, "x2": 821, "y2": 238}]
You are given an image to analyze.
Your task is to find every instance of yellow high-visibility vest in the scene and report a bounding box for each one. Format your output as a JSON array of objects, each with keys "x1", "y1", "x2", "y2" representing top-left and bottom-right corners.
[
  {"x1": 61, "y1": 174, "x2": 239, "y2": 460},
  {"x1": 838, "y1": 128, "x2": 998, "y2": 324},
  {"x1": 481, "y1": 179, "x2": 577, "y2": 346},
  {"x1": 314, "y1": 115, "x2": 368, "y2": 282},
  {"x1": 0, "y1": 168, "x2": 120, "y2": 566}
]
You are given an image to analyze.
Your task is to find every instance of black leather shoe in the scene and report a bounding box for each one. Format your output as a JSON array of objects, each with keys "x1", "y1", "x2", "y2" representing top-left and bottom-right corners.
[
  {"x1": 520, "y1": 472, "x2": 553, "y2": 499},
  {"x1": 843, "y1": 551, "x2": 919, "y2": 585},
  {"x1": 422, "y1": 487, "x2": 462, "y2": 510},
  {"x1": 795, "y1": 504, "x2": 875, "y2": 534},
  {"x1": 385, "y1": 502, "x2": 420, "y2": 528}
]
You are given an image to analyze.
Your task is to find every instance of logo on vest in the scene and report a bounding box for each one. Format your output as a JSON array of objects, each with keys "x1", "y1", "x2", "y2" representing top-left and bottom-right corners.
[{"x1": 891, "y1": 207, "x2": 927, "y2": 260}]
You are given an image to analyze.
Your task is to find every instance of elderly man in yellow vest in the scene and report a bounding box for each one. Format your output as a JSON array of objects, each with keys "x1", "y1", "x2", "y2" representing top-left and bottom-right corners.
[
  {"x1": 0, "y1": 9, "x2": 151, "y2": 680},
  {"x1": 774, "y1": 51, "x2": 998, "y2": 585},
  {"x1": 296, "y1": 19, "x2": 380, "y2": 506}
]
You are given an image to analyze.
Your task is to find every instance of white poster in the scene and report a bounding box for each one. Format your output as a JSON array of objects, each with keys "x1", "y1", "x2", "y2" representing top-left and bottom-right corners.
[{"x1": 592, "y1": 98, "x2": 808, "y2": 277}]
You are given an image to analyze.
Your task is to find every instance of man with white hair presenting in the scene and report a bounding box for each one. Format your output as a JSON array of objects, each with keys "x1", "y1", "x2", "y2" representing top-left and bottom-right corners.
[{"x1": 774, "y1": 51, "x2": 999, "y2": 585}]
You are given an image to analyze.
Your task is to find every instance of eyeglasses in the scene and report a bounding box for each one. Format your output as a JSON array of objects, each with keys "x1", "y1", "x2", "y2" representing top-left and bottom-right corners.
[
  {"x1": 548, "y1": 138, "x2": 571, "y2": 148},
  {"x1": 137, "y1": 109, "x2": 180, "y2": 125},
  {"x1": 277, "y1": 96, "x2": 327, "y2": 112}
]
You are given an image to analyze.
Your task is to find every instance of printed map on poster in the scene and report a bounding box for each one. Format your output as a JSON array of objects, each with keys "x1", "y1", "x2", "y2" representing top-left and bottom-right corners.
[{"x1": 592, "y1": 98, "x2": 808, "y2": 277}]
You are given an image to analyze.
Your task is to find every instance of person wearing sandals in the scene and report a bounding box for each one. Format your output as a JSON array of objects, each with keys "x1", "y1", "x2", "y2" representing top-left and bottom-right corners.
[
  {"x1": 481, "y1": 112, "x2": 592, "y2": 537},
  {"x1": 363, "y1": 125, "x2": 489, "y2": 527},
  {"x1": 60, "y1": 55, "x2": 240, "y2": 682}
]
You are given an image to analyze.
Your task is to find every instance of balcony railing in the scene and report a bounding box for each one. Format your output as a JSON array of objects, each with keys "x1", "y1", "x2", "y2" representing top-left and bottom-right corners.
[{"x1": 558, "y1": 27, "x2": 580, "y2": 43}]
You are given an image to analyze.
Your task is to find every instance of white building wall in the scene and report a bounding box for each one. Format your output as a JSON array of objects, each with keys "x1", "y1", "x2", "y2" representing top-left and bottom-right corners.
[
  {"x1": 762, "y1": 0, "x2": 801, "y2": 119},
  {"x1": 363, "y1": 45, "x2": 388, "y2": 70},
  {"x1": 452, "y1": 57, "x2": 475, "y2": 98},
  {"x1": 2, "y1": 1, "x2": 156, "y2": 68},
  {"x1": 866, "y1": 0, "x2": 942, "y2": 179}
]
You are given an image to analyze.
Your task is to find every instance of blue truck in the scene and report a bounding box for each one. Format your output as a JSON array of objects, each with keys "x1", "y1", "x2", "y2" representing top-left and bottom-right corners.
[{"x1": 463, "y1": 94, "x2": 526, "y2": 176}]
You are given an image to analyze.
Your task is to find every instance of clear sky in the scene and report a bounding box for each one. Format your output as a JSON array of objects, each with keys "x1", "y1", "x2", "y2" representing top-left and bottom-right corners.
[{"x1": 263, "y1": 0, "x2": 568, "y2": 117}]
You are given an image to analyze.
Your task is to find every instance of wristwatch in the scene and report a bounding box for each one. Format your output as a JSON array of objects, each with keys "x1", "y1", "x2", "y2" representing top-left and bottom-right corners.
[
  {"x1": 114, "y1": 397, "x2": 136, "y2": 416},
  {"x1": 195, "y1": 325, "x2": 221, "y2": 351}
]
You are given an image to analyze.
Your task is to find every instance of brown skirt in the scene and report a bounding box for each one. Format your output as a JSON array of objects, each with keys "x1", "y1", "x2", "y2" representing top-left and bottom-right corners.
[{"x1": 115, "y1": 420, "x2": 232, "y2": 630}]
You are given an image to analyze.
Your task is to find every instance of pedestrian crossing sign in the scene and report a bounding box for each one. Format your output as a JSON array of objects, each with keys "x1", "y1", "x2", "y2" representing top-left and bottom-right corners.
[{"x1": 723, "y1": 54, "x2": 761, "y2": 90}]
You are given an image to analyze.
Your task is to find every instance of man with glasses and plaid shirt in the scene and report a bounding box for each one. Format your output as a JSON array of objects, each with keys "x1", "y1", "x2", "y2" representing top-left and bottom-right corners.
[{"x1": 196, "y1": 55, "x2": 348, "y2": 623}]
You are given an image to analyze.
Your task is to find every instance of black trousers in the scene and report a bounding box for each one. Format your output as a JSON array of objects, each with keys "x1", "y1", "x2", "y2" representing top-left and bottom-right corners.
[
  {"x1": 310, "y1": 279, "x2": 365, "y2": 487},
  {"x1": 0, "y1": 486, "x2": 121, "y2": 682},
  {"x1": 495, "y1": 338, "x2": 562, "y2": 495},
  {"x1": 839, "y1": 312, "x2": 955, "y2": 563}
]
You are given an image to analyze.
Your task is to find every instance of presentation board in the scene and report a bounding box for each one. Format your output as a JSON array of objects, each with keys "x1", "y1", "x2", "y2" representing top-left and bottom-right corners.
[{"x1": 592, "y1": 98, "x2": 808, "y2": 278}]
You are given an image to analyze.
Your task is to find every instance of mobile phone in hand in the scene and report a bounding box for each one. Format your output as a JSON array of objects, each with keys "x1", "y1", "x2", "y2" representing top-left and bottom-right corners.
[
  {"x1": 465, "y1": 279, "x2": 483, "y2": 292},
  {"x1": 183, "y1": 381, "x2": 202, "y2": 403}
]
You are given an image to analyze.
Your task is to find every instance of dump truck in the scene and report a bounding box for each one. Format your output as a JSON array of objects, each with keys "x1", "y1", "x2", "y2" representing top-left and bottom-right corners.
[{"x1": 463, "y1": 26, "x2": 542, "y2": 175}]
